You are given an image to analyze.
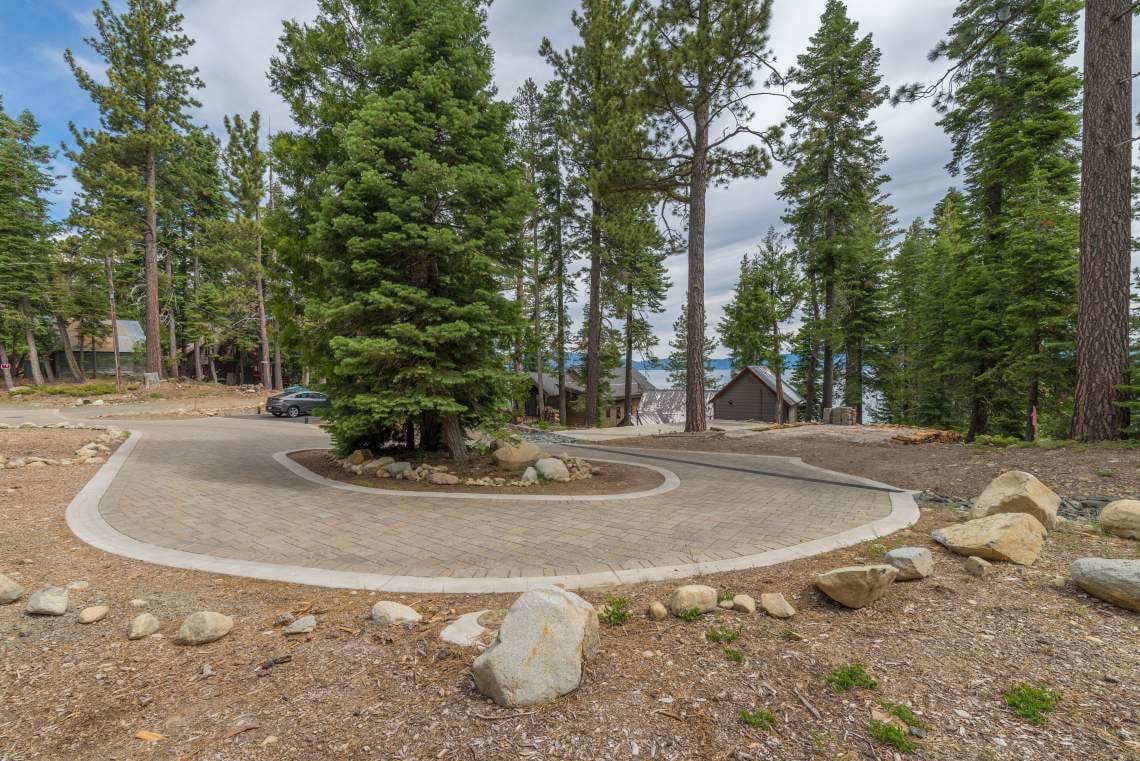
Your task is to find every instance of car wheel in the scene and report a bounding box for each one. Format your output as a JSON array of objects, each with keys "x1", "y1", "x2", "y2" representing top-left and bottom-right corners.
[{"x1": 287, "y1": 406, "x2": 301, "y2": 418}]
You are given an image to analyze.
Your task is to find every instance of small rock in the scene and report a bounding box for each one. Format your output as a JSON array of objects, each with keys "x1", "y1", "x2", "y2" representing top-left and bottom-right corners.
[
  {"x1": 647, "y1": 601, "x2": 668, "y2": 621},
  {"x1": 440, "y1": 610, "x2": 492, "y2": 647},
  {"x1": 176, "y1": 611, "x2": 234, "y2": 645},
  {"x1": 815, "y1": 565, "x2": 898, "y2": 609},
  {"x1": 717, "y1": 598, "x2": 734, "y2": 609},
  {"x1": 25, "y1": 586, "x2": 69, "y2": 616},
  {"x1": 1069, "y1": 558, "x2": 1140, "y2": 613},
  {"x1": 347, "y1": 448, "x2": 373, "y2": 465},
  {"x1": 428, "y1": 471, "x2": 460, "y2": 486},
  {"x1": 535, "y1": 457, "x2": 570, "y2": 482},
  {"x1": 731, "y1": 594, "x2": 756, "y2": 614},
  {"x1": 273, "y1": 612, "x2": 295, "y2": 626},
  {"x1": 759, "y1": 592, "x2": 796, "y2": 618},
  {"x1": 520, "y1": 466, "x2": 539, "y2": 484},
  {"x1": 128, "y1": 613, "x2": 160, "y2": 640},
  {"x1": 371, "y1": 601, "x2": 421, "y2": 625},
  {"x1": 667, "y1": 585, "x2": 718, "y2": 616},
  {"x1": 0, "y1": 573, "x2": 24, "y2": 604},
  {"x1": 385, "y1": 461, "x2": 412, "y2": 477},
  {"x1": 492, "y1": 442, "x2": 547, "y2": 471},
  {"x1": 67, "y1": 580, "x2": 90, "y2": 591},
  {"x1": 965, "y1": 556, "x2": 993, "y2": 577},
  {"x1": 884, "y1": 547, "x2": 934, "y2": 580},
  {"x1": 78, "y1": 605, "x2": 109, "y2": 624},
  {"x1": 283, "y1": 615, "x2": 316, "y2": 635},
  {"x1": 1099, "y1": 500, "x2": 1140, "y2": 540},
  {"x1": 128, "y1": 598, "x2": 148, "y2": 609}
]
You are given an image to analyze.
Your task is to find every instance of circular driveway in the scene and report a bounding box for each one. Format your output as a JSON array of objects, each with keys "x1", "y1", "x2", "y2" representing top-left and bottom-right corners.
[{"x1": 54, "y1": 413, "x2": 917, "y2": 592}]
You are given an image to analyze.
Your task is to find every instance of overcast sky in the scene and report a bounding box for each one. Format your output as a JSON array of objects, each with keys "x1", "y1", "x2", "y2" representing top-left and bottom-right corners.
[{"x1": 0, "y1": 0, "x2": 1125, "y2": 357}]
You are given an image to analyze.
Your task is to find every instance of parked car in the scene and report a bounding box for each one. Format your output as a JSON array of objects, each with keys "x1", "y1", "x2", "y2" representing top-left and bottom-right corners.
[
  {"x1": 266, "y1": 390, "x2": 329, "y2": 417},
  {"x1": 281, "y1": 384, "x2": 309, "y2": 395}
]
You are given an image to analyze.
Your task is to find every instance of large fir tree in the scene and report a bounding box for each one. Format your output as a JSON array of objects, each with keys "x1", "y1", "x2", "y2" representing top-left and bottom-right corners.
[{"x1": 271, "y1": 0, "x2": 526, "y2": 458}]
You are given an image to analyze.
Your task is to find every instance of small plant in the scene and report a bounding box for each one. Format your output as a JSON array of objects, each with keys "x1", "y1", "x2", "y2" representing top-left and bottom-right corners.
[
  {"x1": 826, "y1": 664, "x2": 877, "y2": 693},
  {"x1": 1094, "y1": 468, "x2": 1116, "y2": 478},
  {"x1": 705, "y1": 625, "x2": 742, "y2": 644},
  {"x1": 718, "y1": 590, "x2": 734, "y2": 602},
  {"x1": 1003, "y1": 682, "x2": 1061, "y2": 726},
  {"x1": 781, "y1": 628, "x2": 804, "y2": 642},
  {"x1": 598, "y1": 596, "x2": 631, "y2": 626},
  {"x1": 880, "y1": 701, "x2": 926, "y2": 730},
  {"x1": 723, "y1": 646, "x2": 744, "y2": 663},
  {"x1": 678, "y1": 606, "x2": 703, "y2": 622},
  {"x1": 866, "y1": 541, "x2": 888, "y2": 558},
  {"x1": 869, "y1": 719, "x2": 916, "y2": 753},
  {"x1": 739, "y1": 708, "x2": 775, "y2": 730}
]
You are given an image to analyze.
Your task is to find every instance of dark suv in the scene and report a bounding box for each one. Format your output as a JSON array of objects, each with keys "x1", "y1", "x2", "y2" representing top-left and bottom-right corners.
[{"x1": 266, "y1": 390, "x2": 329, "y2": 417}]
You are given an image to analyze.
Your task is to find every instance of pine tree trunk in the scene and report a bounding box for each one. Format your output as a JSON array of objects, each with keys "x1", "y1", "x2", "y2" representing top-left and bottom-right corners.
[
  {"x1": 822, "y1": 279, "x2": 835, "y2": 410},
  {"x1": 23, "y1": 320, "x2": 44, "y2": 386},
  {"x1": 193, "y1": 339, "x2": 203, "y2": 381},
  {"x1": 208, "y1": 343, "x2": 218, "y2": 384},
  {"x1": 166, "y1": 250, "x2": 179, "y2": 379},
  {"x1": 273, "y1": 324, "x2": 283, "y2": 390},
  {"x1": 56, "y1": 315, "x2": 85, "y2": 383},
  {"x1": 556, "y1": 223, "x2": 568, "y2": 426},
  {"x1": 404, "y1": 420, "x2": 416, "y2": 452},
  {"x1": 442, "y1": 415, "x2": 468, "y2": 460},
  {"x1": 620, "y1": 305, "x2": 635, "y2": 426},
  {"x1": 532, "y1": 226, "x2": 544, "y2": 418},
  {"x1": 144, "y1": 144, "x2": 162, "y2": 376},
  {"x1": 0, "y1": 342, "x2": 13, "y2": 390},
  {"x1": 255, "y1": 212, "x2": 273, "y2": 389},
  {"x1": 773, "y1": 320, "x2": 784, "y2": 424},
  {"x1": 584, "y1": 203, "x2": 603, "y2": 426},
  {"x1": 685, "y1": 99, "x2": 709, "y2": 433},
  {"x1": 1072, "y1": 0, "x2": 1131, "y2": 442}
]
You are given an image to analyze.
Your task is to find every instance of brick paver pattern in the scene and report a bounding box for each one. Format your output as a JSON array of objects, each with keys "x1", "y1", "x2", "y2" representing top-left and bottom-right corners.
[{"x1": 98, "y1": 419, "x2": 893, "y2": 579}]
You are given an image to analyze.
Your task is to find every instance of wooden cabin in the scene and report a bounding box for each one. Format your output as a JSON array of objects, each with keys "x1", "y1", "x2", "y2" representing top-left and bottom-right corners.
[
  {"x1": 526, "y1": 366, "x2": 656, "y2": 426},
  {"x1": 710, "y1": 365, "x2": 801, "y2": 422}
]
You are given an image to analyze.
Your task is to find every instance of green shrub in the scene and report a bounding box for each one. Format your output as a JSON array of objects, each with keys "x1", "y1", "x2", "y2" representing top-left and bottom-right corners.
[
  {"x1": 8, "y1": 387, "x2": 34, "y2": 396},
  {"x1": 826, "y1": 664, "x2": 877, "y2": 692},
  {"x1": 866, "y1": 541, "x2": 888, "y2": 558},
  {"x1": 39, "y1": 382, "x2": 118, "y2": 397},
  {"x1": 722, "y1": 646, "x2": 744, "y2": 663},
  {"x1": 869, "y1": 720, "x2": 916, "y2": 753},
  {"x1": 739, "y1": 708, "x2": 775, "y2": 730},
  {"x1": 880, "y1": 701, "x2": 925, "y2": 730},
  {"x1": 781, "y1": 628, "x2": 804, "y2": 642},
  {"x1": 705, "y1": 625, "x2": 742, "y2": 644},
  {"x1": 678, "y1": 606, "x2": 703, "y2": 622},
  {"x1": 1003, "y1": 682, "x2": 1061, "y2": 726},
  {"x1": 718, "y1": 590, "x2": 734, "y2": 602},
  {"x1": 598, "y1": 596, "x2": 631, "y2": 626}
]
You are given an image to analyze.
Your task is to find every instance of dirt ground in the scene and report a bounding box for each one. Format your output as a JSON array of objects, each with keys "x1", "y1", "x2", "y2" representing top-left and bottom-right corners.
[
  {"x1": 7, "y1": 379, "x2": 263, "y2": 409},
  {"x1": 604, "y1": 427, "x2": 1140, "y2": 499},
  {"x1": 1, "y1": 430, "x2": 1138, "y2": 760},
  {"x1": 290, "y1": 449, "x2": 666, "y2": 495}
]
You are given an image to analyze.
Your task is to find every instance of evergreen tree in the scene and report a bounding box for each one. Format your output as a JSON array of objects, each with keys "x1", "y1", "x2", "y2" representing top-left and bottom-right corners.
[
  {"x1": 719, "y1": 228, "x2": 802, "y2": 421},
  {"x1": 875, "y1": 218, "x2": 930, "y2": 422},
  {"x1": 271, "y1": 0, "x2": 527, "y2": 458},
  {"x1": 66, "y1": 0, "x2": 203, "y2": 377},
  {"x1": 642, "y1": 0, "x2": 781, "y2": 432},
  {"x1": 778, "y1": 0, "x2": 889, "y2": 413},
  {"x1": 667, "y1": 304, "x2": 717, "y2": 390},
  {"x1": 0, "y1": 101, "x2": 55, "y2": 388},
  {"x1": 542, "y1": 0, "x2": 651, "y2": 427}
]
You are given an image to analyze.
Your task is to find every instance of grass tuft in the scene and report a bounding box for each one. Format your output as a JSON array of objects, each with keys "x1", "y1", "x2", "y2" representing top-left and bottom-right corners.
[
  {"x1": 880, "y1": 701, "x2": 926, "y2": 729},
  {"x1": 739, "y1": 708, "x2": 775, "y2": 729},
  {"x1": 677, "y1": 606, "x2": 703, "y2": 622},
  {"x1": 598, "y1": 596, "x2": 631, "y2": 626},
  {"x1": 1003, "y1": 682, "x2": 1061, "y2": 726},
  {"x1": 705, "y1": 625, "x2": 742, "y2": 644},
  {"x1": 869, "y1": 720, "x2": 917, "y2": 753},
  {"x1": 722, "y1": 646, "x2": 744, "y2": 663},
  {"x1": 826, "y1": 664, "x2": 878, "y2": 692}
]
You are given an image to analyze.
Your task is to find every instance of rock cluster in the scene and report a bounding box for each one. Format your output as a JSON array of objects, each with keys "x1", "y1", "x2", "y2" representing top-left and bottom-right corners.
[
  {"x1": 331, "y1": 449, "x2": 594, "y2": 488},
  {"x1": 1, "y1": 426, "x2": 127, "y2": 470}
]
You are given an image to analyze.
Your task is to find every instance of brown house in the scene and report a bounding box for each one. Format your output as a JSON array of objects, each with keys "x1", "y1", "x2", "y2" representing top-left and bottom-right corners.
[
  {"x1": 710, "y1": 365, "x2": 801, "y2": 422},
  {"x1": 526, "y1": 366, "x2": 656, "y2": 427}
]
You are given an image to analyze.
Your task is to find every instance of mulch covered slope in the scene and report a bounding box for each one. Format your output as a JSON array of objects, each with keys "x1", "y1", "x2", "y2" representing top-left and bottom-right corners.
[{"x1": 0, "y1": 430, "x2": 1137, "y2": 760}]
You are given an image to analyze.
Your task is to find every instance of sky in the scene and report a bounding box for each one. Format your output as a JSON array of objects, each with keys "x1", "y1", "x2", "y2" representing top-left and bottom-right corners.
[{"x1": 0, "y1": 0, "x2": 1124, "y2": 358}]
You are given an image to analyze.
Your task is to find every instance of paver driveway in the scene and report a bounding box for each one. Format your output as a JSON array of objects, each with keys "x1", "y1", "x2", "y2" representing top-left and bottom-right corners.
[{"x1": 55, "y1": 414, "x2": 917, "y2": 591}]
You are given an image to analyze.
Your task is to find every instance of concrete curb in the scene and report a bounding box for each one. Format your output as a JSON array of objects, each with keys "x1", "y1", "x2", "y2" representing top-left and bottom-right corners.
[{"x1": 65, "y1": 429, "x2": 920, "y2": 593}]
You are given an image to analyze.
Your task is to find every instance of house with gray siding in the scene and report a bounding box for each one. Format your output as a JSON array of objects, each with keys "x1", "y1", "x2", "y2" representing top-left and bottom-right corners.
[{"x1": 710, "y1": 365, "x2": 801, "y2": 422}]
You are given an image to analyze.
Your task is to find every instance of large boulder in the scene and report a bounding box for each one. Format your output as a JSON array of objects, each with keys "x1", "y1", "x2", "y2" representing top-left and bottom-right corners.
[
  {"x1": 969, "y1": 471, "x2": 1060, "y2": 530},
  {"x1": 535, "y1": 457, "x2": 570, "y2": 482},
  {"x1": 472, "y1": 587, "x2": 598, "y2": 707},
  {"x1": 667, "y1": 584, "x2": 718, "y2": 616},
  {"x1": 932, "y1": 512, "x2": 1047, "y2": 566},
  {"x1": 815, "y1": 565, "x2": 898, "y2": 609},
  {"x1": 1070, "y1": 558, "x2": 1140, "y2": 613},
  {"x1": 176, "y1": 611, "x2": 233, "y2": 645},
  {"x1": 492, "y1": 443, "x2": 547, "y2": 472},
  {"x1": 25, "y1": 586, "x2": 68, "y2": 616},
  {"x1": 1099, "y1": 500, "x2": 1140, "y2": 540},
  {"x1": 884, "y1": 547, "x2": 934, "y2": 580},
  {"x1": 371, "y1": 601, "x2": 422, "y2": 626},
  {"x1": 347, "y1": 449, "x2": 373, "y2": 466},
  {"x1": 0, "y1": 573, "x2": 24, "y2": 604}
]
